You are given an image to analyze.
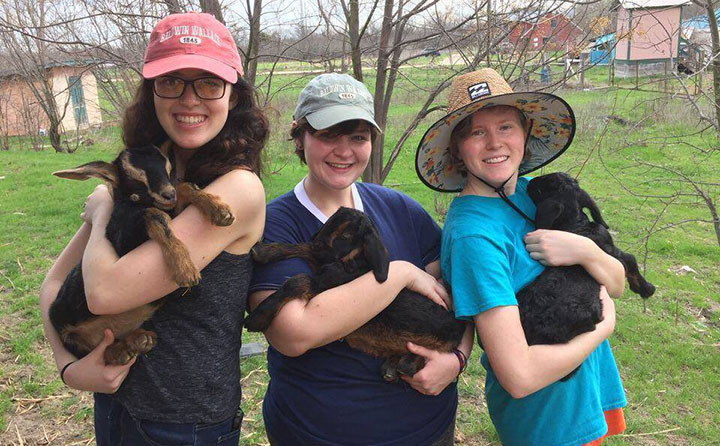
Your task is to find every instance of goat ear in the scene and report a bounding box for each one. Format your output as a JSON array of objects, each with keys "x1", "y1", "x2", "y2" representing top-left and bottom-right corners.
[
  {"x1": 535, "y1": 200, "x2": 564, "y2": 229},
  {"x1": 361, "y1": 221, "x2": 389, "y2": 283},
  {"x1": 53, "y1": 161, "x2": 118, "y2": 187},
  {"x1": 577, "y1": 189, "x2": 609, "y2": 229}
]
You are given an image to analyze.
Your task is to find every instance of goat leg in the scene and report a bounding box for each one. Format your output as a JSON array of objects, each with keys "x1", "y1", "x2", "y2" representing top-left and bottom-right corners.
[
  {"x1": 245, "y1": 274, "x2": 315, "y2": 332},
  {"x1": 395, "y1": 353, "x2": 426, "y2": 378},
  {"x1": 251, "y1": 242, "x2": 314, "y2": 265},
  {"x1": 104, "y1": 329, "x2": 157, "y2": 365},
  {"x1": 177, "y1": 182, "x2": 234, "y2": 226},
  {"x1": 145, "y1": 208, "x2": 200, "y2": 287},
  {"x1": 381, "y1": 357, "x2": 401, "y2": 382},
  {"x1": 612, "y1": 248, "x2": 656, "y2": 298}
]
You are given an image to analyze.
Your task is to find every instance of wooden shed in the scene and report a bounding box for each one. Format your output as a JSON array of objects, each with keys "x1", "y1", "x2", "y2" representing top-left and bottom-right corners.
[
  {"x1": 615, "y1": 0, "x2": 690, "y2": 77},
  {"x1": 0, "y1": 62, "x2": 103, "y2": 138}
]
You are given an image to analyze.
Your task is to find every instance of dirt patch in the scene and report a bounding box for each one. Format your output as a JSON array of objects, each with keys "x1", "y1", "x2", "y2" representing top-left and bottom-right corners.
[{"x1": 0, "y1": 307, "x2": 93, "y2": 445}]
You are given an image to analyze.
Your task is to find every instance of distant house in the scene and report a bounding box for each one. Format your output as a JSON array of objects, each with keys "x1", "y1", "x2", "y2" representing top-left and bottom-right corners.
[
  {"x1": 0, "y1": 61, "x2": 103, "y2": 137},
  {"x1": 679, "y1": 8, "x2": 720, "y2": 72},
  {"x1": 614, "y1": 0, "x2": 690, "y2": 77},
  {"x1": 508, "y1": 13, "x2": 584, "y2": 53}
]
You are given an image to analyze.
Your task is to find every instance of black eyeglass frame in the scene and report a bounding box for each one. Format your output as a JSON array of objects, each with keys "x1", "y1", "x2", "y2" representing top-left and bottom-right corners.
[{"x1": 152, "y1": 75, "x2": 228, "y2": 100}]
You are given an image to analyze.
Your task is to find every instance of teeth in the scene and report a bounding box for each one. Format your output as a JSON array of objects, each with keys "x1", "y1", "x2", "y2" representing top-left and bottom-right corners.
[
  {"x1": 485, "y1": 156, "x2": 508, "y2": 164},
  {"x1": 328, "y1": 162, "x2": 351, "y2": 168},
  {"x1": 175, "y1": 115, "x2": 206, "y2": 124}
]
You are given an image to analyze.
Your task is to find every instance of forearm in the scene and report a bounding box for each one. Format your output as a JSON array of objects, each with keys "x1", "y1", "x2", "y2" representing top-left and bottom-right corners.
[
  {"x1": 518, "y1": 327, "x2": 608, "y2": 395},
  {"x1": 40, "y1": 286, "x2": 77, "y2": 370},
  {"x1": 581, "y1": 244, "x2": 625, "y2": 298},
  {"x1": 39, "y1": 223, "x2": 91, "y2": 371},
  {"x1": 457, "y1": 323, "x2": 474, "y2": 359},
  {"x1": 264, "y1": 261, "x2": 414, "y2": 356},
  {"x1": 476, "y1": 304, "x2": 613, "y2": 399}
]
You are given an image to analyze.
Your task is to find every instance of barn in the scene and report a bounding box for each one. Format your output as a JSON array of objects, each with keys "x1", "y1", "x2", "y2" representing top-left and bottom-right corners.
[
  {"x1": 0, "y1": 61, "x2": 103, "y2": 138},
  {"x1": 614, "y1": 0, "x2": 690, "y2": 77}
]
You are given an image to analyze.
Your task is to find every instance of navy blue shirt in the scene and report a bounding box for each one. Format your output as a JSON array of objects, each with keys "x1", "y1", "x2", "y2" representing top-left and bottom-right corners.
[{"x1": 250, "y1": 182, "x2": 456, "y2": 446}]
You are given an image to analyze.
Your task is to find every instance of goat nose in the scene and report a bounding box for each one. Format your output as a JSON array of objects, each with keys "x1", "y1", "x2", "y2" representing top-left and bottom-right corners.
[{"x1": 161, "y1": 190, "x2": 176, "y2": 201}]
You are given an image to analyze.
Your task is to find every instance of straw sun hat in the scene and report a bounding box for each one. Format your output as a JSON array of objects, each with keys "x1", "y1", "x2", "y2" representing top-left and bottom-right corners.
[{"x1": 415, "y1": 68, "x2": 576, "y2": 193}]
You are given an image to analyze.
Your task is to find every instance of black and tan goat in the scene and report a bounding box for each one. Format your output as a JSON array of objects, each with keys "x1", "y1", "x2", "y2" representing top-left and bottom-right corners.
[
  {"x1": 49, "y1": 145, "x2": 234, "y2": 365},
  {"x1": 518, "y1": 172, "x2": 655, "y2": 378},
  {"x1": 245, "y1": 207, "x2": 465, "y2": 381}
]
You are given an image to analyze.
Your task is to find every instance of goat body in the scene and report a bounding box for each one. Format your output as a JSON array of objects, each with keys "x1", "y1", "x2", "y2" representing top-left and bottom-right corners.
[
  {"x1": 518, "y1": 172, "x2": 655, "y2": 378},
  {"x1": 49, "y1": 145, "x2": 234, "y2": 365},
  {"x1": 246, "y1": 207, "x2": 465, "y2": 381}
]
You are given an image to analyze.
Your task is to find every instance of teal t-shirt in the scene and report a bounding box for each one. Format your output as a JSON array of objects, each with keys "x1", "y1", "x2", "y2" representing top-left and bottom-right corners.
[{"x1": 441, "y1": 177, "x2": 626, "y2": 446}]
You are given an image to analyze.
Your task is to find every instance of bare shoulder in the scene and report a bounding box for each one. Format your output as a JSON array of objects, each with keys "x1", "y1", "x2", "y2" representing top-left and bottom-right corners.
[{"x1": 205, "y1": 169, "x2": 265, "y2": 215}]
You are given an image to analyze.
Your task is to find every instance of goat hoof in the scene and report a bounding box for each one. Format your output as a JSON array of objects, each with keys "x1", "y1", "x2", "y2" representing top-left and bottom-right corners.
[
  {"x1": 104, "y1": 347, "x2": 135, "y2": 366},
  {"x1": 175, "y1": 268, "x2": 201, "y2": 288},
  {"x1": 127, "y1": 330, "x2": 157, "y2": 353},
  {"x1": 211, "y1": 206, "x2": 235, "y2": 226}
]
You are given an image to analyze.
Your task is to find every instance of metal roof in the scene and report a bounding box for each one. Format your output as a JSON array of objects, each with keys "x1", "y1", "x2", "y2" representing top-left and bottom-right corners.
[{"x1": 620, "y1": 0, "x2": 688, "y2": 9}]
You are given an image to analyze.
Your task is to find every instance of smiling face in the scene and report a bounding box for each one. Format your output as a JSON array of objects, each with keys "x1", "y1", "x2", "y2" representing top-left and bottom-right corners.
[
  {"x1": 301, "y1": 120, "x2": 372, "y2": 193},
  {"x1": 153, "y1": 68, "x2": 234, "y2": 150},
  {"x1": 457, "y1": 105, "x2": 528, "y2": 196}
]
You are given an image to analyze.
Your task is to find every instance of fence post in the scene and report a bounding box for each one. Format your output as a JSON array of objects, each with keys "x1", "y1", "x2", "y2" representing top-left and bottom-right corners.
[
  {"x1": 664, "y1": 60, "x2": 668, "y2": 93},
  {"x1": 635, "y1": 63, "x2": 639, "y2": 89},
  {"x1": 580, "y1": 56, "x2": 585, "y2": 89}
]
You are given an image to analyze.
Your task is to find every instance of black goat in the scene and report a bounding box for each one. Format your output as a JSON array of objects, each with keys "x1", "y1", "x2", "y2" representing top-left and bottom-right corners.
[
  {"x1": 246, "y1": 207, "x2": 466, "y2": 381},
  {"x1": 49, "y1": 145, "x2": 234, "y2": 365},
  {"x1": 518, "y1": 172, "x2": 655, "y2": 378}
]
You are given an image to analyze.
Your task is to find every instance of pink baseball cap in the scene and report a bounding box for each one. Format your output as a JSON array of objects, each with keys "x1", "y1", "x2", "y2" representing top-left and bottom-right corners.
[{"x1": 143, "y1": 12, "x2": 244, "y2": 83}]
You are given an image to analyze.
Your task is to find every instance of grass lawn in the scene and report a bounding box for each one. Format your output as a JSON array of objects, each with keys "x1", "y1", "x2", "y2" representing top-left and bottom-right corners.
[{"x1": 0, "y1": 71, "x2": 718, "y2": 445}]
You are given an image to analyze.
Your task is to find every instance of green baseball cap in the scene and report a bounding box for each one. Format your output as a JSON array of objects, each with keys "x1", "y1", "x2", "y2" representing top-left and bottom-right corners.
[{"x1": 294, "y1": 73, "x2": 380, "y2": 131}]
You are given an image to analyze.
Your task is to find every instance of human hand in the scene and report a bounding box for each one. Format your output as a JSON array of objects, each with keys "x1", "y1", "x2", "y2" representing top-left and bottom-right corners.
[
  {"x1": 403, "y1": 263, "x2": 450, "y2": 310},
  {"x1": 62, "y1": 329, "x2": 135, "y2": 393},
  {"x1": 81, "y1": 184, "x2": 113, "y2": 226},
  {"x1": 400, "y1": 342, "x2": 459, "y2": 396},
  {"x1": 523, "y1": 229, "x2": 593, "y2": 267},
  {"x1": 596, "y1": 286, "x2": 616, "y2": 339}
]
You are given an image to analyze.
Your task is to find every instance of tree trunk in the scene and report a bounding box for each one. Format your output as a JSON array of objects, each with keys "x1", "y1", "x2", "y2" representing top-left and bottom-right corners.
[
  {"x1": 363, "y1": 0, "x2": 394, "y2": 184},
  {"x1": 200, "y1": 0, "x2": 225, "y2": 23},
  {"x1": 244, "y1": 0, "x2": 263, "y2": 86},
  {"x1": 348, "y1": 0, "x2": 363, "y2": 81},
  {"x1": 704, "y1": 0, "x2": 720, "y2": 132}
]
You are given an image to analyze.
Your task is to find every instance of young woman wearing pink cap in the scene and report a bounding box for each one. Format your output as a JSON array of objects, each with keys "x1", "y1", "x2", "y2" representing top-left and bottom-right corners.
[{"x1": 38, "y1": 12, "x2": 268, "y2": 444}]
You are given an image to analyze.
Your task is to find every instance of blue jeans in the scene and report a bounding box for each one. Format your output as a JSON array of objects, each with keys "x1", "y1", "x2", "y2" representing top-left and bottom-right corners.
[{"x1": 94, "y1": 393, "x2": 241, "y2": 446}]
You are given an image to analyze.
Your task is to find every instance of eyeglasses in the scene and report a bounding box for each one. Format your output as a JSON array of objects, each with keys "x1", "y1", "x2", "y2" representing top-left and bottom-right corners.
[{"x1": 152, "y1": 76, "x2": 227, "y2": 100}]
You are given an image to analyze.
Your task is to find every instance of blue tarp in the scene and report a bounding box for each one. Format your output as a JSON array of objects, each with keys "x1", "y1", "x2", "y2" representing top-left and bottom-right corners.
[{"x1": 683, "y1": 9, "x2": 720, "y2": 30}]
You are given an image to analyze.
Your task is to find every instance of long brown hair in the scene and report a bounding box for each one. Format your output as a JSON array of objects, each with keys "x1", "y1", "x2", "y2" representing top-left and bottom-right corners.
[{"x1": 122, "y1": 78, "x2": 269, "y2": 188}]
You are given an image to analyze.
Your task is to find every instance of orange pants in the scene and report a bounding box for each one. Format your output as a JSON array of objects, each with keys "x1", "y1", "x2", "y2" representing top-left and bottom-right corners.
[{"x1": 582, "y1": 408, "x2": 626, "y2": 446}]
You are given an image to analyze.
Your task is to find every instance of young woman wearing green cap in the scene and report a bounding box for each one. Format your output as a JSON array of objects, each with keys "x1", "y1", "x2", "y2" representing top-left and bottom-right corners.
[
  {"x1": 249, "y1": 72, "x2": 474, "y2": 445},
  {"x1": 416, "y1": 68, "x2": 627, "y2": 446},
  {"x1": 38, "y1": 12, "x2": 268, "y2": 444}
]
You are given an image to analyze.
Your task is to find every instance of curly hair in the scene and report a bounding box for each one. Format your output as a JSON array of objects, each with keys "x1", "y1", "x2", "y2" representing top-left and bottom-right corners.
[{"x1": 122, "y1": 78, "x2": 269, "y2": 188}]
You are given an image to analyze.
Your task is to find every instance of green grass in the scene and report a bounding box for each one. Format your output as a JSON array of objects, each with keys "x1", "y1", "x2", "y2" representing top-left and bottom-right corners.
[{"x1": 1, "y1": 70, "x2": 719, "y2": 445}]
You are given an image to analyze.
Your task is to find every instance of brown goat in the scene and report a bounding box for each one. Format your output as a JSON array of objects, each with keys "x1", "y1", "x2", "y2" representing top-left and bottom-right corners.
[
  {"x1": 49, "y1": 144, "x2": 234, "y2": 365},
  {"x1": 246, "y1": 207, "x2": 465, "y2": 381}
]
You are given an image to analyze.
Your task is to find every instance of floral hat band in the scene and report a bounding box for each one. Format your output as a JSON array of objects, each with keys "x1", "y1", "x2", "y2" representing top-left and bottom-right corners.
[{"x1": 415, "y1": 68, "x2": 576, "y2": 193}]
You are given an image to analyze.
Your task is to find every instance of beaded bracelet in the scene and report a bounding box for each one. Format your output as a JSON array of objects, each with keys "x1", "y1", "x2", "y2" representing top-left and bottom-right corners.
[
  {"x1": 60, "y1": 360, "x2": 76, "y2": 385},
  {"x1": 453, "y1": 349, "x2": 468, "y2": 374}
]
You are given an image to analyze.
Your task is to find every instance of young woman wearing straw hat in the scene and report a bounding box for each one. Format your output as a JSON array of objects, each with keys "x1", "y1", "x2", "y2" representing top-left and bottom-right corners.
[
  {"x1": 416, "y1": 68, "x2": 627, "y2": 446},
  {"x1": 38, "y1": 12, "x2": 268, "y2": 444},
  {"x1": 249, "y1": 72, "x2": 474, "y2": 445}
]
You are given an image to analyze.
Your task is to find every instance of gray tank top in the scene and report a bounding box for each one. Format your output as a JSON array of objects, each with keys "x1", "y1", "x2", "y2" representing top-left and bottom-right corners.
[{"x1": 115, "y1": 251, "x2": 251, "y2": 423}]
